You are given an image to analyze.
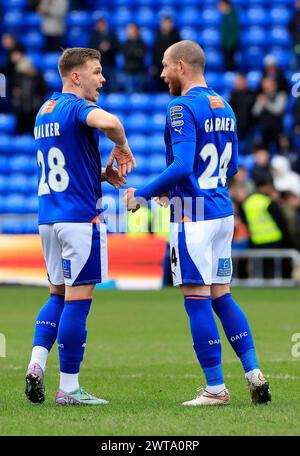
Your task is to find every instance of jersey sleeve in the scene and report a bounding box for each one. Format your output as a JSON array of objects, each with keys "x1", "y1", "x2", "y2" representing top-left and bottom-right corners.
[
  {"x1": 75, "y1": 99, "x2": 100, "y2": 125},
  {"x1": 167, "y1": 100, "x2": 197, "y2": 145}
]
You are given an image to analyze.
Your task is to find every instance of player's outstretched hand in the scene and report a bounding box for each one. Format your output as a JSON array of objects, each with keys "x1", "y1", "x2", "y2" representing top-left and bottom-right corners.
[
  {"x1": 124, "y1": 187, "x2": 140, "y2": 213},
  {"x1": 105, "y1": 154, "x2": 126, "y2": 189},
  {"x1": 154, "y1": 192, "x2": 170, "y2": 208},
  {"x1": 111, "y1": 143, "x2": 137, "y2": 178}
]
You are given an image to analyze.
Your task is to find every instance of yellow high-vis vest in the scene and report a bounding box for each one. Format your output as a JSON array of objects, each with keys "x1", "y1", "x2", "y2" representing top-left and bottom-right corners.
[{"x1": 242, "y1": 194, "x2": 282, "y2": 245}]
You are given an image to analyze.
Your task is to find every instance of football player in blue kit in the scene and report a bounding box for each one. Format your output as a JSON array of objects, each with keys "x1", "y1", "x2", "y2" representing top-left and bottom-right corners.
[
  {"x1": 125, "y1": 40, "x2": 271, "y2": 406},
  {"x1": 25, "y1": 48, "x2": 136, "y2": 406}
]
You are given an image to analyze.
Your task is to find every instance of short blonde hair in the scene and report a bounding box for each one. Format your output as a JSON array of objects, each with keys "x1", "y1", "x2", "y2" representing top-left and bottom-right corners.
[{"x1": 58, "y1": 48, "x2": 101, "y2": 78}]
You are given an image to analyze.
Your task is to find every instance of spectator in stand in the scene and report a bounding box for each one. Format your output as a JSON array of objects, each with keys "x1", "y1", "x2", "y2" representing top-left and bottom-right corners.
[
  {"x1": 38, "y1": 0, "x2": 68, "y2": 52},
  {"x1": 11, "y1": 56, "x2": 47, "y2": 134},
  {"x1": 289, "y1": 0, "x2": 300, "y2": 70},
  {"x1": 252, "y1": 77, "x2": 287, "y2": 150},
  {"x1": 262, "y1": 55, "x2": 290, "y2": 94},
  {"x1": 0, "y1": 34, "x2": 24, "y2": 100},
  {"x1": 251, "y1": 143, "x2": 273, "y2": 187},
  {"x1": 151, "y1": 16, "x2": 180, "y2": 92},
  {"x1": 229, "y1": 73, "x2": 256, "y2": 155},
  {"x1": 28, "y1": 0, "x2": 41, "y2": 11},
  {"x1": 89, "y1": 18, "x2": 119, "y2": 92},
  {"x1": 218, "y1": 0, "x2": 239, "y2": 71},
  {"x1": 278, "y1": 133, "x2": 300, "y2": 175},
  {"x1": 271, "y1": 155, "x2": 300, "y2": 197},
  {"x1": 241, "y1": 179, "x2": 295, "y2": 278},
  {"x1": 120, "y1": 23, "x2": 147, "y2": 94},
  {"x1": 280, "y1": 191, "x2": 300, "y2": 250}
]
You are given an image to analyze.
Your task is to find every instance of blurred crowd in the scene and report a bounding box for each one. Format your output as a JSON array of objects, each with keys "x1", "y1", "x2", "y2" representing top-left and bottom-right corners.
[{"x1": 0, "y1": 0, "x2": 300, "y2": 261}]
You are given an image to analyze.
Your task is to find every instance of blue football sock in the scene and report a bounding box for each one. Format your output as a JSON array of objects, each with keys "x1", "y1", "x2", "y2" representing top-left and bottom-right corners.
[
  {"x1": 184, "y1": 295, "x2": 224, "y2": 386},
  {"x1": 33, "y1": 294, "x2": 64, "y2": 351},
  {"x1": 57, "y1": 298, "x2": 92, "y2": 374},
  {"x1": 212, "y1": 293, "x2": 259, "y2": 373}
]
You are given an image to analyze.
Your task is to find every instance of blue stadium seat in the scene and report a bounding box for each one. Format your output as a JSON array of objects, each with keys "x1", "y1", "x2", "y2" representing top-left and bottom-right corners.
[
  {"x1": 99, "y1": 135, "x2": 114, "y2": 154},
  {"x1": 223, "y1": 72, "x2": 236, "y2": 91},
  {"x1": 247, "y1": 71, "x2": 262, "y2": 90},
  {"x1": 6, "y1": 173, "x2": 29, "y2": 194},
  {"x1": 0, "y1": 114, "x2": 16, "y2": 134},
  {"x1": 126, "y1": 174, "x2": 146, "y2": 188},
  {"x1": 0, "y1": 134, "x2": 11, "y2": 153},
  {"x1": 201, "y1": 9, "x2": 221, "y2": 27},
  {"x1": 205, "y1": 72, "x2": 222, "y2": 91},
  {"x1": 270, "y1": 6, "x2": 292, "y2": 26},
  {"x1": 151, "y1": 94, "x2": 172, "y2": 111},
  {"x1": 205, "y1": 49, "x2": 224, "y2": 71},
  {"x1": 269, "y1": 27, "x2": 292, "y2": 47},
  {"x1": 148, "y1": 134, "x2": 164, "y2": 153},
  {"x1": 201, "y1": 28, "x2": 220, "y2": 47},
  {"x1": 244, "y1": 8, "x2": 268, "y2": 26},
  {"x1": 128, "y1": 93, "x2": 152, "y2": 111},
  {"x1": 66, "y1": 27, "x2": 90, "y2": 47},
  {"x1": 11, "y1": 135, "x2": 35, "y2": 154},
  {"x1": 27, "y1": 52, "x2": 44, "y2": 71},
  {"x1": 283, "y1": 113, "x2": 294, "y2": 133},
  {"x1": 44, "y1": 70, "x2": 62, "y2": 91},
  {"x1": 1, "y1": 0, "x2": 27, "y2": 10},
  {"x1": 27, "y1": 175, "x2": 38, "y2": 194},
  {"x1": 133, "y1": 154, "x2": 148, "y2": 174},
  {"x1": 43, "y1": 53, "x2": 60, "y2": 70},
  {"x1": 3, "y1": 11, "x2": 23, "y2": 29},
  {"x1": 140, "y1": 28, "x2": 154, "y2": 47},
  {"x1": 105, "y1": 93, "x2": 128, "y2": 111},
  {"x1": 24, "y1": 12, "x2": 41, "y2": 28},
  {"x1": 0, "y1": 175, "x2": 7, "y2": 195},
  {"x1": 126, "y1": 134, "x2": 148, "y2": 153},
  {"x1": 126, "y1": 113, "x2": 148, "y2": 132},
  {"x1": 0, "y1": 156, "x2": 8, "y2": 173},
  {"x1": 66, "y1": 11, "x2": 93, "y2": 27},
  {"x1": 4, "y1": 194, "x2": 27, "y2": 214},
  {"x1": 9, "y1": 155, "x2": 36, "y2": 174},
  {"x1": 240, "y1": 27, "x2": 266, "y2": 47},
  {"x1": 269, "y1": 48, "x2": 293, "y2": 70},
  {"x1": 91, "y1": 10, "x2": 110, "y2": 23},
  {"x1": 241, "y1": 47, "x2": 264, "y2": 70},
  {"x1": 177, "y1": 8, "x2": 202, "y2": 28},
  {"x1": 150, "y1": 113, "x2": 165, "y2": 132},
  {"x1": 112, "y1": 7, "x2": 133, "y2": 27},
  {"x1": 25, "y1": 196, "x2": 38, "y2": 212},
  {"x1": 135, "y1": 7, "x2": 156, "y2": 28},
  {"x1": 21, "y1": 31, "x2": 45, "y2": 51},
  {"x1": 180, "y1": 27, "x2": 199, "y2": 42}
]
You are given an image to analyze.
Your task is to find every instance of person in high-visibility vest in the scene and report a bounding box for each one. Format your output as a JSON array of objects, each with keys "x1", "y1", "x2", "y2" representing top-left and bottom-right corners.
[{"x1": 241, "y1": 180, "x2": 295, "y2": 279}]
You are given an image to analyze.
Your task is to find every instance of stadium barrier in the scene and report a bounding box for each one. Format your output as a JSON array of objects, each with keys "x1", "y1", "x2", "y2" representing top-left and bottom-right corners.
[{"x1": 232, "y1": 249, "x2": 300, "y2": 287}]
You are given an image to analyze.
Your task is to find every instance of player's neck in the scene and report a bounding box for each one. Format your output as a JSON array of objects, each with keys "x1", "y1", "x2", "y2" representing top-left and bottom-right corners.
[
  {"x1": 181, "y1": 77, "x2": 208, "y2": 96},
  {"x1": 62, "y1": 84, "x2": 84, "y2": 99}
]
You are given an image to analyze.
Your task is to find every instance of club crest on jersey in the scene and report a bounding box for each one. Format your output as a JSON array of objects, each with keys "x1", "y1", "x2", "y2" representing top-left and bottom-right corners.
[
  {"x1": 170, "y1": 105, "x2": 184, "y2": 127},
  {"x1": 217, "y1": 258, "x2": 231, "y2": 277}
]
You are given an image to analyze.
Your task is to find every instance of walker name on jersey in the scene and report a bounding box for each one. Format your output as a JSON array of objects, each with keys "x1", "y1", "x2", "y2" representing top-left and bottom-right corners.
[
  {"x1": 204, "y1": 117, "x2": 235, "y2": 133},
  {"x1": 34, "y1": 122, "x2": 61, "y2": 140}
]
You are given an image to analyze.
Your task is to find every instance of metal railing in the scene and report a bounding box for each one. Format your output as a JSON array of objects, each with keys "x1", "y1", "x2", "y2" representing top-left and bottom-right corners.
[{"x1": 232, "y1": 249, "x2": 300, "y2": 287}]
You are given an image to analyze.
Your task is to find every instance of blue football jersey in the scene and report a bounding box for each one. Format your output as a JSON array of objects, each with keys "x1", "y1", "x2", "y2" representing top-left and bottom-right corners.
[
  {"x1": 34, "y1": 92, "x2": 102, "y2": 224},
  {"x1": 164, "y1": 86, "x2": 238, "y2": 221}
]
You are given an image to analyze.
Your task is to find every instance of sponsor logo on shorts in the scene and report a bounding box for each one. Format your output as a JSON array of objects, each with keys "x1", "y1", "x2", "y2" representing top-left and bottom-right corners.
[
  {"x1": 62, "y1": 258, "x2": 71, "y2": 279},
  {"x1": 217, "y1": 258, "x2": 231, "y2": 277}
]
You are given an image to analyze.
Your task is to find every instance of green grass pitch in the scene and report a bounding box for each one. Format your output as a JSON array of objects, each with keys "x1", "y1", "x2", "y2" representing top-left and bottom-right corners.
[{"x1": 0, "y1": 286, "x2": 299, "y2": 436}]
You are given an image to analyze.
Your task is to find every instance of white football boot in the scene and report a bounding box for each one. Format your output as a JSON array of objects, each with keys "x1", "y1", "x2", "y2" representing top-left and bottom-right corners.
[
  {"x1": 247, "y1": 371, "x2": 271, "y2": 404},
  {"x1": 182, "y1": 387, "x2": 230, "y2": 406}
]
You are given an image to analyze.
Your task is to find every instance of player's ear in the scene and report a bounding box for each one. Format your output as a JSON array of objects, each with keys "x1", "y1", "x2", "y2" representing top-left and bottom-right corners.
[{"x1": 70, "y1": 71, "x2": 81, "y2": 86}]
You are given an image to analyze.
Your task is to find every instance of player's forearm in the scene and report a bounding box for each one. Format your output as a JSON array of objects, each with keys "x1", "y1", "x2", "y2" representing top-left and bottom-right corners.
[
  {"x1": 135, "y1": 140, "x2": 195, "y2": 200},
  {"x1": 102, "y1": 119, "x2": 127, "y2": 147}
]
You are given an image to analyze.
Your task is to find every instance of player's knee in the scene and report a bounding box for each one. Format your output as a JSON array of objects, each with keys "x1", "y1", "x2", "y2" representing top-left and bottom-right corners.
[
  {"x1": 180, "y1": 284, "x2": 211, "y2": 296},
  {"x1": 211, "y1": 284, "x2": 230, "y2": 300},
  {"x1": 65, "y1": 284, "x2": 95, "y2": 301},
  {"x1": 49, "y1": 283, "x2": 65, "y2": 297}
]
